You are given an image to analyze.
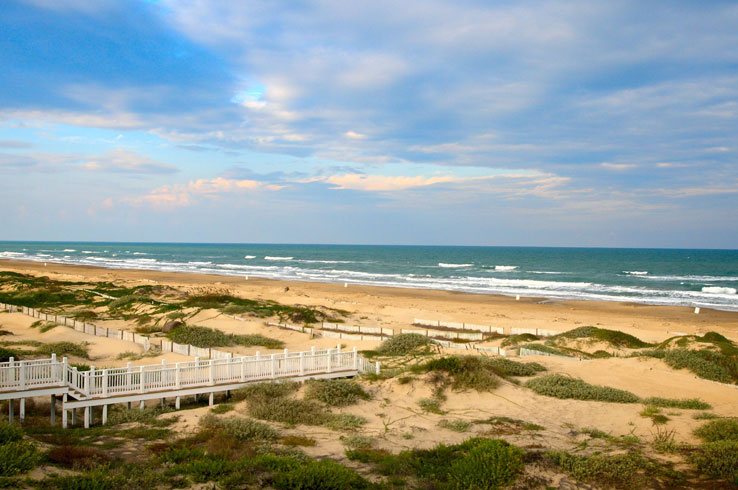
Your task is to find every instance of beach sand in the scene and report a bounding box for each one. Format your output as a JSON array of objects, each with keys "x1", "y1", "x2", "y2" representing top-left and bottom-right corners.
[{"x1": 2, "y1": 258, "x2": 737, "y2": 472}]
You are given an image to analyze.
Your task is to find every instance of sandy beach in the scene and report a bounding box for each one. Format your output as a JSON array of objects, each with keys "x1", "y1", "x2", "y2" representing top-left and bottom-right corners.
[{"x1": 2, "y1": 257, "x2": 738, "y2": 487}]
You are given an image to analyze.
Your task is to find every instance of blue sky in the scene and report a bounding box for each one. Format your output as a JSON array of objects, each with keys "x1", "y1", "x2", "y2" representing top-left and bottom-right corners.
[{"x1": 1, "y1": 0, "x2": 736, "y2": 247}]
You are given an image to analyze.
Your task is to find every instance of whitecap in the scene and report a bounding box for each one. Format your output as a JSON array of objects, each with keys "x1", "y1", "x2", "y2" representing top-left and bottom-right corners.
[
  {"x1": 265, "y1": 256, "x2": 293, "y2": 261},
  {"x1": 63, "y1": 249, "x2": 76, "y2": 252},
  {"x1": 438, "y1": 263, "x2": 472, "y2": 268},
  {"x1": 494, "y1": 265, "x2": 518, "y2": 271},
  {"x1": 624, "y1": 271, "x2": 648, "y2": 275},
  {"x1": 702, "y1": 287, "x2": 737, "y2": 295},
  {"x1": 244, "y1": 255, "x2": 256, "y2": 259}
]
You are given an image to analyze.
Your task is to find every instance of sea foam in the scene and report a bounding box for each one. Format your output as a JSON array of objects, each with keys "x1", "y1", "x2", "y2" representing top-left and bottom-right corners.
[
  {"x1": 265, "y1": 256, "x2": 293, "y2": 261},
  {"x1": 702, "y1": 287, "x2": 737, "y2": 295},
  {"x1": 438, "y1": 263, "x2": 472, "y2": 268}
]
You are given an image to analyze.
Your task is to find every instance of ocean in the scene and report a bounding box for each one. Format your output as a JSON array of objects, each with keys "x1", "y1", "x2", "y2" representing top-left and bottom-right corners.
[{"x1": 1, "y1": 242, "x2": 737, "y2": 311}]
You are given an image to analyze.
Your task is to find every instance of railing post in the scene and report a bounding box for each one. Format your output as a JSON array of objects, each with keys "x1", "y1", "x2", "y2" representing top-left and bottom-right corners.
[
  {"x1": 20, "y1": 360, "x2": 26, "y2": 390},
  {"x1": 376, "y1": 361, "x2": 381, "y2": 375},
  {"x1": 241, "y1": 356, "x2": 246, "y2": 382},
  {"x1": 90, "y1": 366, "x2": 95, "y2": 395},
  {"x1": 126, "y1": 362, "x2": 132, "y2": 391},
  {"x1": 139, "y1": 366, "x2": 145, "y2": 394},
  {"x1": 162, "y1": 359, "x2": 167, "y2": 387},
  {"x1": 62, "y1": 356, "x2": 68, "y2": 386},
  {"x1": 283, "y1": 348, "x2": 288, "y2": 359},
  {"x1": 271, "y1": 354, "x2": 276, "y2": 379},
  {"x1": 209, "y1": 360, "x2": 214, "y2": 386},
  {"x1": 175, "y1": 363, "x2": 181, "y2": 389},
  {"x1": 353, "y1": 346, "x2": 358, "y2": 370},
  {"x1": 299, "y1": 352, "x2": 305, "y2": 375},
  {"x1": 327, "y1": 348, "x2": 332, "y2": 373},
  {"x1": 84, "y1": 371, "x2": 90, "y2": 396},
  {"x1": 102, "y1": 369, "x2": 108, "y2": 397}
]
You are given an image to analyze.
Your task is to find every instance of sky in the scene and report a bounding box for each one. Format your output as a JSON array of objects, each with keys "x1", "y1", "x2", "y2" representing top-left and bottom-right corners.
[{"x1": 0, "y1": 0, "x2": 737, "y2": 248}]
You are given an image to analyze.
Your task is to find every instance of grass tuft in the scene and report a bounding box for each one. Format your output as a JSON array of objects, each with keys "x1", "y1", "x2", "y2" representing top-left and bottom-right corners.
[{"x1": 525, "y1": 374, "x2": 640, "y2": 403}]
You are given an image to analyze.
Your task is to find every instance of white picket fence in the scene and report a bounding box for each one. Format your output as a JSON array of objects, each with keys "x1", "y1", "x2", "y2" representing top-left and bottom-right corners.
[
  {"x1": 1, "y1": 303, "x2": 150, "y2": 351},
  {"x1": 266, "y1": 322, "x2": 316, "y2": 335},
  {"x1": 401, "y1": 328, "x2": 484, "y2": 341},
  {"x1": 413, "y1": 318, "x2": 505, "y2": 335},
  {"x1": 321, "y1": 322, "x2": 394, "y2": 337},
  {"x1": 510, "y1": 327, "x2": 561, "y2": 337}
]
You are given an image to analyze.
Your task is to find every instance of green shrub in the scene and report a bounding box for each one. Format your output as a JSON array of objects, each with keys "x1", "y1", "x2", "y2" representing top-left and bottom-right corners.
[
  {"x1": 525, "y1": 374, "x2": 640, "y2": 403},
  {"x1": 210, "y1": 403, "x2": 234, "y2": 414},
  {"x1": 641, "y1": 397, "x2": 711, "y2": 410},
  {"x1": 0, "y1": 423, "x2": 22, "y2": 445},
  {"x1": 662, "y1": 349, "x2": 735, "y2": 384},
  {"x1": 556, "y1": 326, "x2": 652, "y2": 348},
  {"x1": 273, "y1": 459, "x2": 370, "y2": 489},
  {"x1": 694, "y1": 418, "x2": 738, "y2": 442},
  {"x1": 693, "y1": 412, "x2": 719, "y2": 420},
  {"x1": 232, "y1": 381, "x2": 300, "y2": 402},
  {"x1": 449, "y1": 439, "x2": 524, "y2": 489},
  {"x1": 376, "y1": 334, "x2": 437, "y2": 356},
  {"x1": 36, "y1": 341, "x2": 89, "y2": 359},
  {"x1": 421, "y1": 356, "x2": 501, "y2": 392},
  {"x1": 168, "y1": 325, "x2": 284, "y2": 349},
  {"x1": 107, "y1": 405, "x2": 175, "y2": 427},
  {"x1": 249, "y1": 398, "x2": 328, "y2": 426},
  {"x1": 547, "y1": 451, "x2": 647, "y2": 486},
  {"x1": 693, "y1": 440, "x2": 738, "y2": 484},
  {"x1": 0, "y1": 347, "x2": 19, "y2": 362},
  {"x1": 200, "y1": 414, "x2": 279, "y2": 441},
  {"x1": 0, "y1": 441, "x2": 39, "y2": 476},
  {"x1": 304, "y1": 379, "x2": 370, "y2": 407}
]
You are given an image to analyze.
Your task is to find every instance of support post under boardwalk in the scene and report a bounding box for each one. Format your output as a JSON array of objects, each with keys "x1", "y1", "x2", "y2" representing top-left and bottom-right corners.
[
  {"x1": 50, "y1": 395, "x2": 56, "y2": 425},
  {"x1": 175, "y1": 396, "x2": 180, "y2": 410},
  {"x1": 102, "y1": 405, "x2": 108, "y2": 425},
  {"x1": 84, "y1": 407, "x2": 90, "y2": 429},
  {"x1": 19, "y1": 399, "x2": 25, "y2": 424},
  {"x1": 8, "y1": 399, "x2": 12, "y2": 424},
  {"x1": 209, "y1": 392, "x2": 214, "y2": 406}
]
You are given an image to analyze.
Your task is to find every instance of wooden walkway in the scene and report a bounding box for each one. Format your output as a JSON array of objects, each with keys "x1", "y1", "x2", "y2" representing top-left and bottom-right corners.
[{"x1": 0, "y1": 347, "x2": 379, "y2": 428}]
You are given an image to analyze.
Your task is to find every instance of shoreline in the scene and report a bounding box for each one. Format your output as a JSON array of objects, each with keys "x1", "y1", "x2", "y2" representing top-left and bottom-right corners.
[{"x1": 2, "y1": 258, "x2": 738, "y2": 341}]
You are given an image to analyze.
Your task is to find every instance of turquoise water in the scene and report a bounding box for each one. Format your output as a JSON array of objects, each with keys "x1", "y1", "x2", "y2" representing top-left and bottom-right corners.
[{"x1": 1, "y1": 242, "x2": 737, "y2": 311}]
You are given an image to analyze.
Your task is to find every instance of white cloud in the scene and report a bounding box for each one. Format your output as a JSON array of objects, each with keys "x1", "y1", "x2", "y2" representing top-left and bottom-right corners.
[{"x1": 80, "y1": 148, "x2": 178, "y2": 174}]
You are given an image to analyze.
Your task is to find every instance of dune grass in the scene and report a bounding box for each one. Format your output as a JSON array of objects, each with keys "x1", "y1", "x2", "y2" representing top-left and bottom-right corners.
[
  {"x1": 525, "y1": 374, "x2": 640, "y2": 403},
  {"x1": 167, "y1": 325, "x2": 283, "y2": 349},
  {"x1": 376, "y1": 333, "x2": 438, "y2": 356}
]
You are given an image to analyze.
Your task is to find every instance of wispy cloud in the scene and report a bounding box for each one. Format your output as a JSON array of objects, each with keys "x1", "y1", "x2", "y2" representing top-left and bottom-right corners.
[
  {"x1": 125, "y1": 176, "x2": 284, "y2": 209},
  {"x1": 79, "y1": 148, "x2": 178, "y2": 174}
]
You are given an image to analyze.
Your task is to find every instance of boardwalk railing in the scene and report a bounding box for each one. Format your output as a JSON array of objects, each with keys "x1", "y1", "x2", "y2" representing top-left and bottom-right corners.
[
  {"x1": 1, "y1": 347, "x2": 379, "y2": 399},
  {"x1": 0, "y1": 355, "x2": 66, "y2": 391}
]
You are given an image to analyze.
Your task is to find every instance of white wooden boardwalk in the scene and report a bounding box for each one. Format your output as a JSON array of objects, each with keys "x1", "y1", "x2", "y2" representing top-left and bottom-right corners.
[{"x1": 0, "y1": 347, "x2": 379, "y2": 428}]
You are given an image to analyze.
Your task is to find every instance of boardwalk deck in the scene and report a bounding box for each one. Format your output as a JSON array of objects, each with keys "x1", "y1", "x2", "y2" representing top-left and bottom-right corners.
[{"x1": 0, "y1": 347, "x2": 379, "y2": 428}]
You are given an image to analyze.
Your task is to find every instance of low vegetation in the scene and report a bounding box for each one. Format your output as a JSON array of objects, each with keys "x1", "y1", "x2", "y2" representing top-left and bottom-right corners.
[
  {"x1": 694, "y1": 418, "x2": 738, "y2": 442},
  {"x1": 346, "y1": 437, "x2": 524, "y2": 489},
  {"x1": 375, "y1": 333, "x2": 438, "y2": 356},
  {"x1": 304, "y1": 378, "x2": 371, "y2": 406},
  {"x1": 555, "y1": 326, "x2": 653, "y2": 348},
  {"x1": 525, "y1": 374, "x2": 640, "y2": 403},
  {"x1": 167, "y1": 325, "x2": 284, "y2": 349}
]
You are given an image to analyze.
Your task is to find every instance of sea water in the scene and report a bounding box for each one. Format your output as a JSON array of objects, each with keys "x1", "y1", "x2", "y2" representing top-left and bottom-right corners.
[{"x1": 1, "y1": 242, "x2": 737, "y2": 311}]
